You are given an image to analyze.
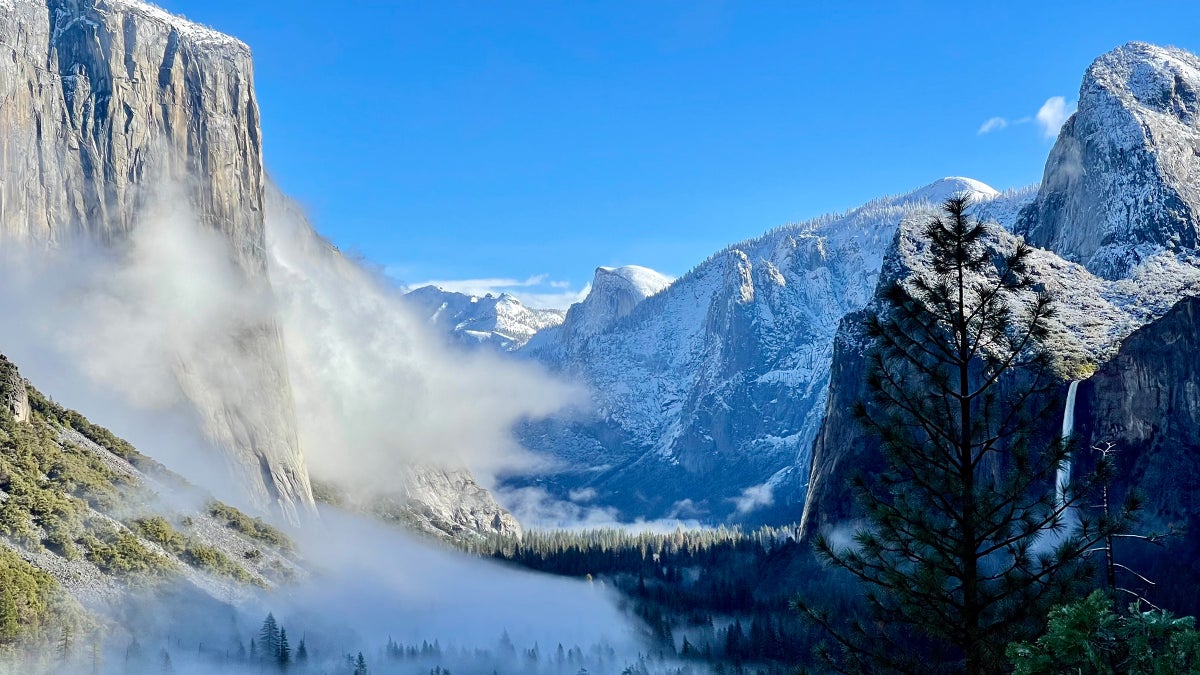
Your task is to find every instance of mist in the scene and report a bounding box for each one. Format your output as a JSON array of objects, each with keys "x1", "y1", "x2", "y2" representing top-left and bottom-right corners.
[
  {"x1": 0, "y1": 179, "x2": 687, "y2": 673},
  {"x1": 265, "y1": 186, "x2": 582, "y2": 490}
]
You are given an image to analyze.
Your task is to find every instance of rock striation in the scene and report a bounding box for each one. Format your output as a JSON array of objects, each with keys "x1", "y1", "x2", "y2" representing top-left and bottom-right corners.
[
  {"x1": 513, "y1": 179, "x2": 1009, "y2": 523},
  {"x1": 1017, "y1": 42, "x2": 1200, "y2": 280},
  {"x1": 803, "y1": 42, "x2": 1200, "y2": 537},
  {"x1": 0, "y1": 0, "x2": 316, "y2": 520}
]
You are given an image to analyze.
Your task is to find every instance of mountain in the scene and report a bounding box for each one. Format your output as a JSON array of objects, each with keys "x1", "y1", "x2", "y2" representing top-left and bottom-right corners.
[
  {"x1": 803, "y1": 42, "x2": 1200, "y2": 536},
  {"x1": 1073, "y1": 295, "x2": 1200, "y2": 614},
  {"x1": 0, "y1": 352, "x2": 299, "y2": 650},
  {"x1": 1017, "y1": 43, "x2": 1200, "y2": 280},
  {"x1": 0, "y1": 0, "x2": 521, "y2": 539},
  {"x1": 0, "y1": 0, "x2": 314, "y2": 520},
  {"x1": 511, "y1": 178, "x2": 1012, "y2": 523},
  {"x1": 405, "y1": 286, "x2": 565, "y2": 351},
  {"x1": 524, "y1": 265, "x2": 673, "y2": 357}
]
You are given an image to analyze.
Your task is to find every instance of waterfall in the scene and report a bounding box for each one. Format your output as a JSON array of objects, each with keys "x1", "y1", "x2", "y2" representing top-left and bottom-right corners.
[{"x1": 1057, "y1": 380, "x2": 1081, "y2": 507}]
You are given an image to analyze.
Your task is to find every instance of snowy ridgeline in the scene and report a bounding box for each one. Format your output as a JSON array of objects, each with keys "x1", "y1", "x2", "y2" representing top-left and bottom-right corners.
[{"x1": 401, "y1": 42, "x2": 1200, "y2": 528}]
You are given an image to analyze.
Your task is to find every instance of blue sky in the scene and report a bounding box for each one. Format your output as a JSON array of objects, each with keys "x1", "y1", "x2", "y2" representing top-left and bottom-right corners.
[{"x1": 161, "y1": 0, "x2": 1200, "y2": 308}]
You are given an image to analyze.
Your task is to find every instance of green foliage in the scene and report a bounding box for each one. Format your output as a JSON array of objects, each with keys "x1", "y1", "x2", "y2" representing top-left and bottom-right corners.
[
  {"x1": 132, "y1": 516, "x2": 256, "y2": 583},
  {"x1": 1008, "y1": 591, "x2": 1200, "y2": 674},
  {"x1": 0, "y1": 544, "x2": 58, "y2": 646},
  {"x1": 24, "y1": 387, "x2": 165, "y2": 475},
  {"x1": 132, "y1": 516, "x2": 186, "y2": 555},
  {"x1": 182, "y1": 542, "x2": 254, "y2": 583},
  {"x1": 207, "y1": 501, "x2": 292, "y2": 551},
  {"x1": 79, "y1": 526, "x2": 174, "y2": 577}
]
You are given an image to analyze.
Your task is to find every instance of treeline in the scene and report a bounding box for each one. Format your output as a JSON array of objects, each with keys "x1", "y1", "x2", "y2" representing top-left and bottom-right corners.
[{"x1": 462, "y1": 525, "x2": 860, "y2": 669}]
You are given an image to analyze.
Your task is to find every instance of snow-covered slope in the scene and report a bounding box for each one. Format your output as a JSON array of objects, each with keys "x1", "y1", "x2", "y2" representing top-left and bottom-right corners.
[
  {"x1": 804, "y1": 41, "x2": 1200, "y2": 535},
  {"x1": 511, "y1": 178, "x2": 1021, "y2": 522},
  {"x1": 524, "y1": 265, "x2": 673, "y2": 358},
  {"x1": 1018, "y1": 42, "x2": 1200, "y2": 279},
  {"x1": 406, "y1": 286, "x2": 565, "y2": 351}
]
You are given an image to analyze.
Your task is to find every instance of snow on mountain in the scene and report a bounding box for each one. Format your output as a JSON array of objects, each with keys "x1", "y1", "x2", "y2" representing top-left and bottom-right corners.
[
  {"x1": 804, "y1": 41, "x2": 1200, "y2": 535},
  {"x1": 405, "y1": 286, "x2": 566, "y2": 351},
  {"x1": 1018, "y1": 42, "x2": 1200, "y2": 279},
  {"x1": 524, "y1": 265, "x2": 673, "y2": 356},
  {"x1": 510, "y1": 177, "x2": 1021, "y2": 523}
]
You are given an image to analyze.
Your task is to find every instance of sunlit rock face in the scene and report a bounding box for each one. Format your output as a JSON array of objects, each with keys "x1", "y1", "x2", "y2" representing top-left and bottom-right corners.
[
  {"x1": 0, "y1": 0, "x2": 316, "y2": 519},
  {"x1": 802, "y1": 42, "x2": 1200, "y2": 538},
  {"x1": 1017, "y1": 42, "x2": 1200, "y2": 280},
  {"x1": 513, "y1": 179, "x2": 1014, "y2": 524}
]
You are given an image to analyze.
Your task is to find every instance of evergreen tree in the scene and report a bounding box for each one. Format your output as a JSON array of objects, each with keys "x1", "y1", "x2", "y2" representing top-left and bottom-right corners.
[
  {"x1": 58, "y1": 622, "x2": 73, "y2": 661},
  {"x1": 296, "y1": 637, "x2": 307, "y2": 663},
  {"x1": 90, "y1": 638, "x2": 102, "y2": 675},
  {"x1": 805, "y1": 197, "x2": 1136, "y2": 674},
  {"x1": 354, "y1": 651, "x2": 368, "y2": 675},
  {"x1": 277, "y1": 628, "x2": 291, "y2": 668},
  {"x1": 249, "y1": 637, "x2": 257, "y2": 661},
  {"x1": 159, "y1": 649, "x2": 173, "y2": 674},
  {"x1": 125, "y1": 637, "x2": 143, "y2": 666},
  {"x1": 0, "y1": 592, "x2": 18, "y2": 644},
  {"x1": 259, "y1": 613, "x2": 281, "y2": 662},
  {"x1": 1008, "y1": 591, "x2": 1200, "y2": 673}
]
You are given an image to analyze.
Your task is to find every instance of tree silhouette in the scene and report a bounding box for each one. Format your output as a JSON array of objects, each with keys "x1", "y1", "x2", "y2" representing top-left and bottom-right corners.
[
  {"x1": 804, "y1": 196, "x2": 1137, "y2": 674},
  {"x1": 278, "y1": 627, "x2": 291, "y2": 668},
  {"x1": 259, "y1": 613, "x2": 281, "y2": 663}
]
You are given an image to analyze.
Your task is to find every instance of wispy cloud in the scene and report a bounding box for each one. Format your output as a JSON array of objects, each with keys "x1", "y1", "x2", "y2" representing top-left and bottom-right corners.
[
  {"x1": 401, "y1": 273, "x2": 590, "y2": 310},
  {"x1": 731, "y1": 482, "x2": 775, "y2": 515},
  {"x1": 977, "y1": 96, "x2": 1075, "y2": 141},
  {"x1": 1036, "y1": 96, "x2": 1074, "y2": 139},
  {"x1": 977, "y1": 116, "x2": 1009, "y2": 134}
]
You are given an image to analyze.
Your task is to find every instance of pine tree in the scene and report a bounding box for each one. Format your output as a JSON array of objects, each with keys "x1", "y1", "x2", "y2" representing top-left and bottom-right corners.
[
  {"x1": 259, "y1": 613, "x2": 280, "y2": 662},
  {"x1": 295, "y1": 637, "x2": 307, "y2": 663},
  {"x1": 0, "y1": 591, "x2": 18, "y2": 644},
  {"x1": 804, "y1": 197, "x2": 1136, "y2": 674},
  {"x1": 126, "y1": 637, "x2": 143, "y2": 665},
  {"x1": 354, "y1": 651, "x2": 368, "y2": 675},
  {"x1": 277, "y1": 628, "x2": 291, "y2": 668},
  {"x1": 159, "y1": 649, "x2": 173, "y2": 674},
  {"x1": 58, "y1": 622, "x2": 73, "y2": 661}
]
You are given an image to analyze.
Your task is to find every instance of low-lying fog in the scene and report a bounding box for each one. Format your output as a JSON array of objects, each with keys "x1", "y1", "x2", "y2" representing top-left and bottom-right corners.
[{"x1": 0, "y1": 181, "x2": 700, "y2": 673}]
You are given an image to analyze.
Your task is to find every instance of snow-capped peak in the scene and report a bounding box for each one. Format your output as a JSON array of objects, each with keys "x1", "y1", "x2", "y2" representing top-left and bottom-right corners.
[
  {"x1": 893, "y1": 177, "x2": 1000, "y2": 208},
  {"x1": 404, "y1": 286, "x2": 565, "y2": 351},
  {"x1": 593, "y1": 265, "x2": 674, "y2": 300}
]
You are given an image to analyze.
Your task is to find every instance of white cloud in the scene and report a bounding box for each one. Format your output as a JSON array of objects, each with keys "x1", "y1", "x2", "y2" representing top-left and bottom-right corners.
[
  {"x1": 977, "y1": 96, "x2": 1074, "y2": 141},
  {"x1": 405, "y1": 273, "x2": 590, "y2": 310},
  {"x1": 730, "y1": 482, "x2": 775, "y2": 514},
  {"x1": 1037, "y1": 96, "x2": 1074, "y2": 139},
  {"x1": 977, "y1": 116, "x2": 1009, "y2": 134}
]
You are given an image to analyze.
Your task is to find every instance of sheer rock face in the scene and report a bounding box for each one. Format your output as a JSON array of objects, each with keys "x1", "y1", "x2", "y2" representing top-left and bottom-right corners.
[
  {"x1": 0, "y1": 0, "x2": 315, "y2": 520},
  {"x1": 1017, "y1": 42, "x2": 1200, "y2": 280},
  {"x1": 0, "y1": 0, "x2": 264, "y2": 270},
  {"x1": 1076, "y1": 295, "x2": 1200, "y2": 528},
  {"x1": 802, "y1": 44, "x2": 1200, "y2": 538},
  {"x1": 0, "y1": 355, "x2": 31, "y2": 423}
]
